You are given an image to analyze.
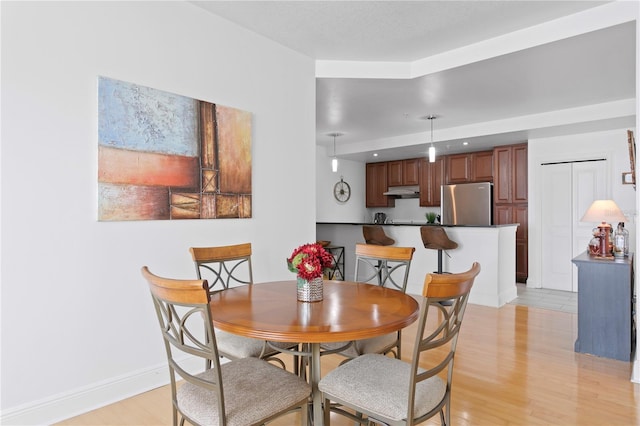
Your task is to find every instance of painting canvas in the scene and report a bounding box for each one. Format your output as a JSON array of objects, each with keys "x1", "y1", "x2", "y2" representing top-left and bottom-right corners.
[{"x1": 98, "y1": 76, "x2": 252, "y2": 221}]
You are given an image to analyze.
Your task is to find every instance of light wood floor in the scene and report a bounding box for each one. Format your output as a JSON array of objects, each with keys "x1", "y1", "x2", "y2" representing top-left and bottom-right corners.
[{"x1": 57, "y1": 303, "x2": 639, "y2": 425}]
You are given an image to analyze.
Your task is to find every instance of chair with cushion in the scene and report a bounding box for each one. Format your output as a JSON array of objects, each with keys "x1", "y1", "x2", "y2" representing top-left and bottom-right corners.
[
  {"x1": 319, "y1": 262, "x2": 481, "y2": 426},
  {"x1": 363, "y1": 225, "x2": 395, "y2": 246},
  {"x1": 321, "y1": 243, "x2": 416, "y2": 361},
  {"x1": 189, "y1": 243, "x2": 298, "y2": 369},
  {"x1": 141, "y1": 266, "x2": 311, "y2": 426}
]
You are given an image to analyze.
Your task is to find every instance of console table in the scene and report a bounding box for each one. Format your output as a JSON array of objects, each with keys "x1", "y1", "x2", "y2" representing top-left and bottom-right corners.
[{"x1": 572, "y1": 251, "x2": 635, "y2": 361}]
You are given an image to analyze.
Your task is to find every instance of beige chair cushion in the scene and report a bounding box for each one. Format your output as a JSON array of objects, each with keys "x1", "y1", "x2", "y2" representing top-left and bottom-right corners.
[
  {"x1": 319, "y1": 353, "x2": 446, "y2": 422},
  {"x1": 215, "y1": 330, "x2": 294, "y2": 359},
  {"x1": 178, "y1": 357, "x2": 311, "y2": 426},
  {"x1": 321, "y1": 333, "x2": 398, "y2": 358}
]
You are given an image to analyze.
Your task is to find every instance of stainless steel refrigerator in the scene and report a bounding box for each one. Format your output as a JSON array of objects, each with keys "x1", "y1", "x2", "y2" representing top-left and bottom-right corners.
[{"x1": 441, "y1": 182, "x2": 493, "y2": 225}]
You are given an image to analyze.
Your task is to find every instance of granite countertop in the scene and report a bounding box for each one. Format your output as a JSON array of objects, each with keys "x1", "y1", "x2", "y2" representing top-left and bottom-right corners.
[{"x1": 316, "y1": 222, "x2": 519, "y2": 228}]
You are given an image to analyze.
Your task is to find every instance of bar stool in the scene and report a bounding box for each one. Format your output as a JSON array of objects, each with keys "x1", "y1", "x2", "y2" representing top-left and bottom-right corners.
[
  {"x1": 362, "y1": 225, "x2": 395, "y2": 246},
  {"x1": 420, "y1": 226, "x2": 458, "y2": 274}
]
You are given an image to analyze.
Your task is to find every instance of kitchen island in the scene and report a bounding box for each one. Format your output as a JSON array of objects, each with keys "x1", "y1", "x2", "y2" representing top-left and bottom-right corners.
[{"x1": 317, "y1": 222, "x2": 518, "y2": 308}]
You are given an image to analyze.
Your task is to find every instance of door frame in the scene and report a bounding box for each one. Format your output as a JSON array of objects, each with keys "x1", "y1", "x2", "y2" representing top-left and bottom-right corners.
[{"x1": 529, "y1": 148, "x2": 612, "y2": 289}]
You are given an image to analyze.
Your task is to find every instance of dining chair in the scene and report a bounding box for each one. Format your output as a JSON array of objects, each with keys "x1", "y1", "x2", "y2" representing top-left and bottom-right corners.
[
  {"x1": 189, "y1": 243, "x2": 298, "y2": 370},
  {"x1": 319, "y1": 262, "x2": 481, "y2": 426},
  {"x1": 141, "y1": 267, "x2": 311, "y2": 426},
  {"x1": 321, "y1": 244, "x2": 416, "y2": 361}
]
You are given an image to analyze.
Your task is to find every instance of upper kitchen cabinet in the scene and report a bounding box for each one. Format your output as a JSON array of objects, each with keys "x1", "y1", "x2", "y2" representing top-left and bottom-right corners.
[
  {"x1": 445, "y1": 151, "x2": 493, "y2": 184},
  {"x1": 419, "y1": 157, "x2": 444, "y2": 207},
  {"x1": 388, "y1": 158, "x2": 420, "y2": 186},
  {"x1": 366, "y1": 162, "x2": 395, "y2": 207},
  {"x1": 493, "y1": 143, "x2": 528, "y2": 204}
]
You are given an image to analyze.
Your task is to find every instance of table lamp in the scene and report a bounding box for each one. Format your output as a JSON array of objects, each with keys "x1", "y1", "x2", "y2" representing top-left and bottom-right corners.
[{"x1": 580, "y1": 199, "x2": 627, "y2": 259}]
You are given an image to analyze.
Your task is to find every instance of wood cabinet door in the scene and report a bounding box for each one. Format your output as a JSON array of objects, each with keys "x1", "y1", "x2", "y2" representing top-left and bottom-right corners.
[
  {"x1": 366, "y1": 162, "x2": 393, "y2": 207},
  {"x1": 472, "y1": 151, "x2": 494, "y2": 182},
  {"x1": 516, "y1": 239, "x2": 528, "y2": 283},
  {"x1": 402, "y1": 159, "x2": 420, "y2": 185},
  {"x1": 431, "y1": 157, "x2": 444, "y2": 206},
  {"x1": 513, "y1": 144, "x2": 528, "y2": 203},
  {"x1": 494, "y1": 205, "x2": 513, "y2": 224},
  {"x1": 419, "y1": 157, "x2": 444, "y2": 207},
  {"x1": 514, "y1": 205, "x2": 528, "y2": 241},
  {"x1": 387, "y1": 160, "x2": 403, "y2": 187},
  {"x1": 493, "y1": 146, "x2": 512, "y2": 204},
  {"x1": 446, "y1": 153, "x2": 471, "y2": 183}
]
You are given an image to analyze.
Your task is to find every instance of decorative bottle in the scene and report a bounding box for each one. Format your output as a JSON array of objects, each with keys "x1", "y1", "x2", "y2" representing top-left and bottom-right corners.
[{"x1": 613, "y1": 222, "x2": 628, "y2": 258}]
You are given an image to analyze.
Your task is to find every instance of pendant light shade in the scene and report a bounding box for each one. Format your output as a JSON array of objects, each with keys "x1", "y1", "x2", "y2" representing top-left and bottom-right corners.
[
  {"x1": 427, "y1": 115, "x2": 436, "y2": 163},
  {"x1": 329, "y1": 133, "x2": 342, "y2": 173}
]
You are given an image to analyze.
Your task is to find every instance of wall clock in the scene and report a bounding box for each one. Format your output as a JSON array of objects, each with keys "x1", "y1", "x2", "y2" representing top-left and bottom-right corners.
[{"x1": 333, "y1": 177, "x2": 351, "y2": 203}]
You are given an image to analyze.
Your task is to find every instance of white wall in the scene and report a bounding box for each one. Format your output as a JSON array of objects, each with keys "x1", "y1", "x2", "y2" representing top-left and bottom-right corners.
[
  {"x1": 1, "y1": 2, "x2": 316, "y2": 423},
  {"x1": 315, "y1": 148, "x2": 440, "y2": 224},
  {"x1": 315, "y1": 145, "x2": 367, "y2": 223},
  {"x1": 528, "y1": 128, "x2": 637, "y2": 289}
]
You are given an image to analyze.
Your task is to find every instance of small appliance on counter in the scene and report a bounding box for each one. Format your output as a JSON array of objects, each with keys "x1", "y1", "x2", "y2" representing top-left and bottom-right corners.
[{"x1": 374, "y1": 212, "x2": 387, "y2": 224}]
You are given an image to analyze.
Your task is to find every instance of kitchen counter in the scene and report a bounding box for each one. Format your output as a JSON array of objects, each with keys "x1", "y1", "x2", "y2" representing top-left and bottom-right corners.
[
  {"x1": 317, "y1": 221, "x2": 517, "y2": 228},
  {"x1": 316, "y1": 222, "x2": 518, "y2": 307}
]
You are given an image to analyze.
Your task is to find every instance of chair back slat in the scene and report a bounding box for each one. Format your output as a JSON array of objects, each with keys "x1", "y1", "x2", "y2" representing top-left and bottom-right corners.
[
  {"x1": 190, "y1": 243, "x2": 254, "y2": 292},
  {"x1": 354, "y1": 243, "x2": 415, "y2": 292}
]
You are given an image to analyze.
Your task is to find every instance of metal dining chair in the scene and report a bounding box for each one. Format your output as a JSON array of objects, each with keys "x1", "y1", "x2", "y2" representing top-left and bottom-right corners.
[
  {"x1": 141, "y1": 266, "x2": 311, "y2": 426},
  {"x1": 321, "y1": 244, "x2": 416, "y2": 361},
  {"x1": 319, "y1": 262, "x2": 481, "y2": 426},
  {"x1": 189, "y1": 243, "x2": 298, "y2": 370}
]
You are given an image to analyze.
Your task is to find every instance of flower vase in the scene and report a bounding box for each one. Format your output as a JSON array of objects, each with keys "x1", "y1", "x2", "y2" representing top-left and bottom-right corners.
[{"x1": 297, "y1": 276, "x2": 323, "y2": 302}]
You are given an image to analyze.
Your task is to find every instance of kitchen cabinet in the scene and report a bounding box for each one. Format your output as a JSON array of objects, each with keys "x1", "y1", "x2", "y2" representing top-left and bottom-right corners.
[
  {"x1": 419, "y1": 157, "x2": 444, "y2": 207},
  {"x1": 446, "y1": 153, "x2": 470, "y2": 183},
  {"x1": 366, "y1": 162, "x2": 395, "y2": 207},
  {"x1": 494, "y1": 204, "x2": 528, "y2": 282},
  {"x1": 446, "y1": 151, "x2": 493, "y2": 184},
  {"x1": 494, "y1": 144, "x2": 527, "y2": 204},
  {"x1": 388, "y1": 159, "x2": 420, "y2": 186},
  {"x1": 494, "y1": 143, "x2": 528, "y2": 282},
  {"x1": 472, "y1": 151, "x2": 494, "y2": 182}
]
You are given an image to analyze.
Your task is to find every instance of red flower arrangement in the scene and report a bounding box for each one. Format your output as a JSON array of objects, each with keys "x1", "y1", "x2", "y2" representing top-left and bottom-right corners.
[{"x1": 287, "y1": 243, "x2": 334, "y2": 280}]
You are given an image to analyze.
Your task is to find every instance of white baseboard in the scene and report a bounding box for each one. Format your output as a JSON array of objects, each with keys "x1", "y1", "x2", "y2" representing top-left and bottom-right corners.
[
  {"x1": 1, "y1": 357, "x2": 202, "y2": 425},
  {"x1": 632, "y1": 358, "x2": 640, "y2": 383}
]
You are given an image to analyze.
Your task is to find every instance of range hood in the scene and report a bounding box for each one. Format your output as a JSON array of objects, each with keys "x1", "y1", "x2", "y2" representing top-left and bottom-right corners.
[{"x1": 383, "y1": 185, "x2": 420, "y2": 198}]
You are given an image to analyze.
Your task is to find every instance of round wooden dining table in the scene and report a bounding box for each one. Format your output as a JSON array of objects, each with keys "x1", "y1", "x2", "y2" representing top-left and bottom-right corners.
[{"x1": 208, "y1": 280, "x2": 420, "y2": 426}]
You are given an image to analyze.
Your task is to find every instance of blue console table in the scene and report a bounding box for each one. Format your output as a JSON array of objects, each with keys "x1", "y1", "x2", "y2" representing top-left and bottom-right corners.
[{"x1": 572, "y1": 251, "x2": 635, "y2": 361}]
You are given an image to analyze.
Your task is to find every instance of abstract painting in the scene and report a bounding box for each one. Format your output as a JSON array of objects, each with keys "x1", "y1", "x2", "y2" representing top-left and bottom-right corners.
[{"x1": 98, "y1": 76, "x2": 252, "y2": 221}]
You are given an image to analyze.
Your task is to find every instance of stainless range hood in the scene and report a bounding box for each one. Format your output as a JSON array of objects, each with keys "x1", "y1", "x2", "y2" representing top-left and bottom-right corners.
[{"x1": 383, "y1": 185, "x2": 420, "y2": 198}]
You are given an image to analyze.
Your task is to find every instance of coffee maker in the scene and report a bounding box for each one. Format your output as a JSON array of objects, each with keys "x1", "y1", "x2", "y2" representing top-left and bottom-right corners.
[{"x1": 374, "y1": 212, "x2": 387, "y2": 224}]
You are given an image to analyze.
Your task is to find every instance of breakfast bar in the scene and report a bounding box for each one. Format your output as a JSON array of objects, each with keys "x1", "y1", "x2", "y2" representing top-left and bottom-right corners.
[{"x1": 317, "y1": 222, "x2": 518, "y2": 307}]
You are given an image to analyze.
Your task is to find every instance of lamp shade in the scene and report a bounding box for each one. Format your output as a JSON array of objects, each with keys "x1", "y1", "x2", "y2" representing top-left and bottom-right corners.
[{"x1": 580, "y1": 199, "x2": 627, "y2": 223}]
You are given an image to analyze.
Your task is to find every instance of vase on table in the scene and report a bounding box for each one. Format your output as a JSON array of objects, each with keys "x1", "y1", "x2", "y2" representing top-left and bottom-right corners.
[{"x1": 297, "y1": 276, "x2": 323, "y2": 302}]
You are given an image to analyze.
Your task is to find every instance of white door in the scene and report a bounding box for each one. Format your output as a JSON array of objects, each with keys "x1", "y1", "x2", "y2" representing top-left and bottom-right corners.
[
  {"x1": 541, "y1": 163, "x2": 573, "y2": 291},
  {"x1": 541, "y1": 160, "x2": 607, "y2": 291}
]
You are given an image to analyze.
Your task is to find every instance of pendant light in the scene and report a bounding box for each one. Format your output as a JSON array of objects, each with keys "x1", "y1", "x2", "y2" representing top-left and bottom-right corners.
[
  {"x1": 329, "y1": 132, "x2": 342, "y2": 172},
  {"x1": 427, "y1": 115, "x2": 436, "y2": 163}
]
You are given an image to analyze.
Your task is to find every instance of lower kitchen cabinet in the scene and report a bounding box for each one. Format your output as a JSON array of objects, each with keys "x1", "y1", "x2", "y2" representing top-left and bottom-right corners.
[{"x1": 494, "y1": 204, "x2": 528, "y2": 282}]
